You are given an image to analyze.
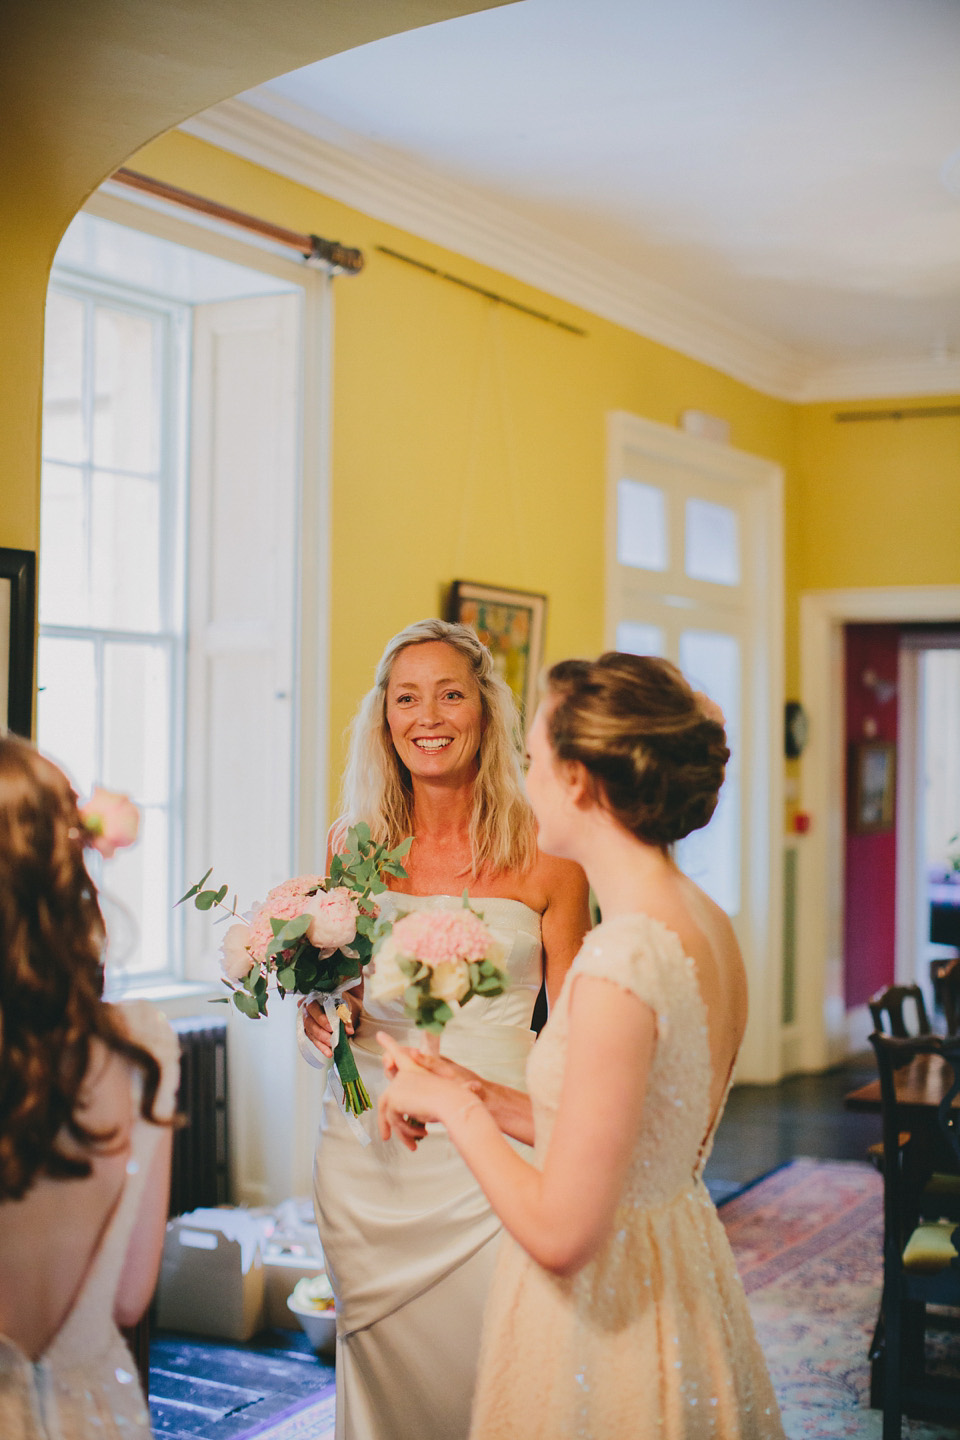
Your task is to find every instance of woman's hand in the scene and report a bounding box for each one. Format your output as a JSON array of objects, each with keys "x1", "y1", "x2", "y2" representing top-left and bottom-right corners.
[
  {"x1": 381, "y1": 1041, "x2": 486, "y2": 1099},
  {"x1": 301, "y1": 982, "x2": 363, "y2": 1060},
  {"x1": 377, "y1": 1032, "x2": 470, "y2": 1152}
]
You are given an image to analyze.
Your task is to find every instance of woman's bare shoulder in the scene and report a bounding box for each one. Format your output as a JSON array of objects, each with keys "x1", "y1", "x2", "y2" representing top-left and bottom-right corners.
[{"x1": 520, "y1": 850, "x2": 590, "y2": 914}]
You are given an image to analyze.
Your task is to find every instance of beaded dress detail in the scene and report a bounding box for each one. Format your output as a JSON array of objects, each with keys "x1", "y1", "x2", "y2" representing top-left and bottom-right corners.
[{"x1": 469, "y1": 914, "x2": 785, "y2": 1440}]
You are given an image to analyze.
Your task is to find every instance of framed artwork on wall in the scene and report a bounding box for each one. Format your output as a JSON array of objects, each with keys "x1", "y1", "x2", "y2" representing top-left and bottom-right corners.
[
  {"x1": 849, "y1": 739, "x2": 896, "y2": 835},
  {"x1": 447, "y1": 580, "x2": 548, "y2": 729},
  {"x1": 0, "y1": 548, "x2": 37, "y2": 739}
]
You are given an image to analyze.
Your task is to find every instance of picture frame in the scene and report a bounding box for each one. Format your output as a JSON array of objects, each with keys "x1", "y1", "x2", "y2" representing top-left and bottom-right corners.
[
  {"x1": 849, "y1": 739, "x2": 896, "y2": 835},
  {"x1": 0, "y1": 547, "x2": 37, "y2": 739},
  {"x1": 447, "y1": 580, "x2": 548, "y2": 728}
]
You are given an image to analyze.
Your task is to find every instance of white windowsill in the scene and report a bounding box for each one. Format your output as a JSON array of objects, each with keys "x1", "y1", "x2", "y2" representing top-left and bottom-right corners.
[{"x1": 104, "y1": 977, "x2": 227, "y2": 1021}]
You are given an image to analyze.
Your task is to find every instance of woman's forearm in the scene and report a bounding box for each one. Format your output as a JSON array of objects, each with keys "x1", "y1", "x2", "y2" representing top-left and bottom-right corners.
[{"x1": 482, "y1": 1080, "x2": 535, "y2": 1146}]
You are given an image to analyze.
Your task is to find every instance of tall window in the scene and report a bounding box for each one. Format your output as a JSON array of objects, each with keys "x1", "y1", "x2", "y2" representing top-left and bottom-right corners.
[
  {"x1": 39, "y1": 281, "x2": 186, "y2": 977},
  {"x1": 38, "y1": 210, "x2": 307, "y2": 986}
]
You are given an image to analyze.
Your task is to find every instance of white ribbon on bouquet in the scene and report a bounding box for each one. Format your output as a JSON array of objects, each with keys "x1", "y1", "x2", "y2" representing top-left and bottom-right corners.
[{"x1": 296, "y1": 976, "x2": 371, "y2": 1146}]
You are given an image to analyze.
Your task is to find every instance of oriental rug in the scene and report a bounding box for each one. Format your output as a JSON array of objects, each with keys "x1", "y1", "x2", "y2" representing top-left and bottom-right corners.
[{"x1": 154, "y1": 1158, "x2": 960, "y2": 1440}]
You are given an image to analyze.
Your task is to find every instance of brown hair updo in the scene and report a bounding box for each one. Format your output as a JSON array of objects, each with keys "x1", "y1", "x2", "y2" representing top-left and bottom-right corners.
[
  {"x1": 543, "y1": 653, "x2": 730, "y2": 848},
  {"x1": 0, "y1": 734, "x2": 165, "y2": 1201}
]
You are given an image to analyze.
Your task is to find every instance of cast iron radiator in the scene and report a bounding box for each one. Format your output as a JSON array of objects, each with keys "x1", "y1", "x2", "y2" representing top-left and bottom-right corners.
[{"x1": 169, "y1": 1015, "x2": 229, "y2": 1216}]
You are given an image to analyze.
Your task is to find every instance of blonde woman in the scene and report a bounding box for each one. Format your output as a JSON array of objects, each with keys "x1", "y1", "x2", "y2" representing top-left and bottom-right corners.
[{"x1": 299, "y1": 619, "x2": 590, "y2": 1440}]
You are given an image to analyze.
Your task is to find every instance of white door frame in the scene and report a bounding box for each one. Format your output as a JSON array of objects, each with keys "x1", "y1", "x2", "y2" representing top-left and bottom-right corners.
[{"x1": 797, "y1": 586, "x2": 960, "y2": 1069}]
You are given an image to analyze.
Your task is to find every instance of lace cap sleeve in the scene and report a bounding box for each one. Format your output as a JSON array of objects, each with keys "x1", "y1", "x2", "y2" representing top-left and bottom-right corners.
[
  {"x1": 572, "y1": 915, "x2": 680, "y2": 1039},
  {"x1": 112, "y1": 999, "x2": 181, "y2": 1120}
]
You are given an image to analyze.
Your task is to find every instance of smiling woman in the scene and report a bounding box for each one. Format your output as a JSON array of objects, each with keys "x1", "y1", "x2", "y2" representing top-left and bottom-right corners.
[{"x1": 297, "y1": 617, "x2": 591, "y2": 1440}]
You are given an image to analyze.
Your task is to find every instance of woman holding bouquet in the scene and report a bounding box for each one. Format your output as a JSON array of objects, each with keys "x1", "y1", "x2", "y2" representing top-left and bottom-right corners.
[
  {"x1": 0, "y1": 735, "x2": 180, "y2": 1439},
  {"x1": 299, "y1": 618, "x2": 590, "y2": 1440},
  {"x1": 379, "y1": 654, "x2": 785, "y2": 1439}
]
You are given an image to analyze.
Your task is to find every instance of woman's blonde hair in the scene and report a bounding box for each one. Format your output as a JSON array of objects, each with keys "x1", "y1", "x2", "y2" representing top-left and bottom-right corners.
[{"x1": 337, "y1": 618, "x2": 537, "y2": 876}]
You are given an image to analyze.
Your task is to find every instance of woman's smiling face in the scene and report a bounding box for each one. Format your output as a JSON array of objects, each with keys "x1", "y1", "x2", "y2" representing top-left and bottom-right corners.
[{"x1": 385, "y1": 641, "x2": 484, "y2": 785}]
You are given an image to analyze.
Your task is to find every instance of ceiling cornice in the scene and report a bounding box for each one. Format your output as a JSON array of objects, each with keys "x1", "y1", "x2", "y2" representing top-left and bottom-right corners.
[{"x1": 181, "y1": 95, "x2": 960, "y2": 405}]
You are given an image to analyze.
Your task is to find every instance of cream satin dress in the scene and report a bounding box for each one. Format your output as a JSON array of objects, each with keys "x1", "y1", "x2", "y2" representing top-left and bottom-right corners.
[
  {"x1": 0, "y1": 1002, "x2": 181, "y2": 1440},
  {"x1": 301, "y1": 893, "x2": 542, "y2": 1440},
  {"x1": 468, "y1": 914, "x2": 785, "y2": 1440}
]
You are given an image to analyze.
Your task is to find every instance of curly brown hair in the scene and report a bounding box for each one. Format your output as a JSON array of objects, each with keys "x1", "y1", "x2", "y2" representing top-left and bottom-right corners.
[
  {"x1": 544, "y1": 653, "x2": 730, "y2": 848},
  {"x1": 0, "y1": 734, "x2": 167, "y2": 1201}
]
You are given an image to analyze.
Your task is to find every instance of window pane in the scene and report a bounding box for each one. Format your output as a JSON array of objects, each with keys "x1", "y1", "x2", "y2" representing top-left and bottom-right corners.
[
  {"x1": 677, "y1": 630, "x2": 741, "y2": 915},
  {"x1": 684, "y1": 498, "x2": 740, "y2": 586},
  {"x1": 616, "y1": 621, "x2": 664, "y2": 657},
  {"x1": 39, "y1": 462, "x2": 89, "y2": 627},
  {"x1": 43, "y1": 291, "x2": 86, "y2": 463},
  {"x1": 617, "y1": 479, "x2": 667, "y2": 571},
  {"x1": 102, "y1": 642, "x2": 170, "y2": 802},
  {"x1": 104, "y1": 806, "x2": 169, "y2": 977},
  {"x1": 90, "y1": 471, "x2": 161, "y2": 630},
  {"x1": 93, "y1": 306, "x2": 159, "y2": 474},
  {"x1": 37, "y1": 636, "x2": 98, "y2": 794}
]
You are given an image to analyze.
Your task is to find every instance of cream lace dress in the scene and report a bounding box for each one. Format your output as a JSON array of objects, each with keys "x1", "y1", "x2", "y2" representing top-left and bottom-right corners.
[
  {"x1": 0, "y1": 1001, "x2": 181, "y2": 1440},
  {"x1": 469, "y1": 914, "x2": 785, "y2": 1440}
]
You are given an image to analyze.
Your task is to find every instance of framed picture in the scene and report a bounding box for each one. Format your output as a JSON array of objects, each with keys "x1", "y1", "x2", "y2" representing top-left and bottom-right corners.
[
  {"x1": 849, "y1": 739, "x2": 896, "y2": 835},
  {"x1": 447, "y1": 580, "x2": 548, "y2": 727},
  {"x1": 0, "y1": 548, "x2": 37, "y2": 739}
]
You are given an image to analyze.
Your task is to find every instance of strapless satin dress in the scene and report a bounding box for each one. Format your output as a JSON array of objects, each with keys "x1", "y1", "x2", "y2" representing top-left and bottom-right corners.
[{"x1": 304, "y1": 893, "x2": 542, "y2": 1440}]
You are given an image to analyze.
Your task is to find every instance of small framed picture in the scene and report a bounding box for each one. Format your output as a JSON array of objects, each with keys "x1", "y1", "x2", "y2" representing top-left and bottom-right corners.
[
  {"x1": 447, "y1": 580, "x2": 548, "y2": 729},
  {"x1": 0, "y1": 547, "x2": 36, "y2": 739},
  {"x1": 849, "y1": 739, "x2": 896, "y2": 835}
]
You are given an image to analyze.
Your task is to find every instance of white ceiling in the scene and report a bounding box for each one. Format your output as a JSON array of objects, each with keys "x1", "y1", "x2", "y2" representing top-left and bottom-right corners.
[{"x1": 191, "y1": 0, "x2": 960, "y2": 399}]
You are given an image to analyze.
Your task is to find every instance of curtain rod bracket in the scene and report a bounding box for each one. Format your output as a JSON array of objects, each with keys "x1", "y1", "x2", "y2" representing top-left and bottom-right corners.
[{"x1": 306, "y1": 235, "x2": 364, "y2": 275}]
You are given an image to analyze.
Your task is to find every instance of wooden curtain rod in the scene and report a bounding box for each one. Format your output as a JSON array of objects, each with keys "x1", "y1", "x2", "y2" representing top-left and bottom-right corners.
[{"x1": 111, "y1": 167, "x2": 364, "y2": 274}]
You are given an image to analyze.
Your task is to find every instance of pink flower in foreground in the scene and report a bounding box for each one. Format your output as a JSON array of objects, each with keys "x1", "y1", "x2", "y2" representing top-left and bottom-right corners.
[
  {"x1": 79, "y1": 787, "x2": 140, "y2": 858},
  {"x1": 220, "y1": 922, "x2": 254, "y2": 982},
  {"x1": 303, "y1": 886, "x2": 359, "y2": 951},
  {"x1": 390, "y1": 909, "x2": 495, "y2": 964}
]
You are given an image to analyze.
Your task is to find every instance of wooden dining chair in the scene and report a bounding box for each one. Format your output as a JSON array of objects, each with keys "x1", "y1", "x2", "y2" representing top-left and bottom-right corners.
[
  {"x1": 932, "y1": 957, "x2": 960, "y2": 1037},
  {"x1": 869, "y1": 1031, "x2": 960, "y2": 1439},
  {"x1": 869, "y1": 984, "x2": 932, "y2": 1039}
]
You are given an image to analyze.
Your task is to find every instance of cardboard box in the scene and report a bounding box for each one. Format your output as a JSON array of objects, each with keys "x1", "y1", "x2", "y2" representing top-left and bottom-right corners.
[{"x1": 156, "y1": 1209, "x2": 265, "y2": 1341}]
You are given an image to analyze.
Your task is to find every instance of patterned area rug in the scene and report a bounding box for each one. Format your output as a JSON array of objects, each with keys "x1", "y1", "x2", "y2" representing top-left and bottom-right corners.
[
  {"x1": 722, "y1": 1156, "x2": 957, "y2": 1439},
  {"x1": 162, "y1": 1158, "x2": 959, "y2": 1440}
]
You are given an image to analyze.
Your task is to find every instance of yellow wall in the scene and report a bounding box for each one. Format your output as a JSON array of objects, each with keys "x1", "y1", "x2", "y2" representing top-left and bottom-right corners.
[
  {"x1": 127, "y1": 131, "x2": 799, "y2": 803},
  {"x1": 795, "y1": 399, "x2": 960, "y2": 592}
]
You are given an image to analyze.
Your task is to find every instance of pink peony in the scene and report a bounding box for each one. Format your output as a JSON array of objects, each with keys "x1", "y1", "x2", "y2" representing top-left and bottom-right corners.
[
  {"x1": 303, "y1": 886, "x2": 359, "y2": 951},
  {"x1": 220, "y1": 922, "x2": 254, "y2": 981},
  {"x1": 246, "y1": 875, "x2": 324, "y2": 962},
  {"x1": 79, "y1": 787, "x2": 140, "y2": 858},
  {"x1": 390, "y1": 909, "x2": 497, "y2": 965}
]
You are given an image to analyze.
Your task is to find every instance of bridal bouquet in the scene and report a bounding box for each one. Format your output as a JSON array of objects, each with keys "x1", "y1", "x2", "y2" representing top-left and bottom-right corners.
[
  {"x1": 179, "y1": 825, "x2": 412, "y2": 1114},
  {"x1": 369, "y1": 896, "x2": 508, "y2": 1045}
]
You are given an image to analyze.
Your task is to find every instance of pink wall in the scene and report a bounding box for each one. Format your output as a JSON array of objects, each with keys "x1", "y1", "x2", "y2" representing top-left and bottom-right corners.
[{"x1": 843, "y1": 624, "x2": 901, "y2": 1009}]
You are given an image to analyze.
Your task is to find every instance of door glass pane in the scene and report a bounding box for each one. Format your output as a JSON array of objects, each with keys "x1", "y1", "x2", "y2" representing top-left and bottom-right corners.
[
  {"x1": 93, "y1": 306, "x2": 160, "y2": 474},
  {"x1": 90, "y1": 471, "x2": 161, "y2": 630},
  {"x1": 102, "y1": 643, "x2": 170, "y2": 802},
  {"x1": 37, "y1": 636, "x2": 98, "y2": 794},
  {"x1": 40, "y1": 462, "x2": 89, "y2": 627},
  {"x1": 617, "y1": 479, "x2": 667, "y2": 571},
  {"x1": 685, "y1": 498, "x2": 740, "y2": 586},
  {"x1": 43, "y1": 291, "x2": 86, "y2": 463},
  {"x1": 677, "y1": 629, "x2": 741, "y2": 915},
  {"x1": 616, "y1": 621, "x2": 664, "y2": 657}
]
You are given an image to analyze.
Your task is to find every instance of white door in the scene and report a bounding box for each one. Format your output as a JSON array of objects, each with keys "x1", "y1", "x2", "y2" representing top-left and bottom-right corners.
[{"x1": 607, "y1": 412, "x2": 784, "y2": 1081}]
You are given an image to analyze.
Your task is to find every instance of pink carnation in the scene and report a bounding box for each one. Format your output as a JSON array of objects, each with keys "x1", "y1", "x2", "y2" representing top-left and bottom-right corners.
[
  {"x1": 79, "y1": 787, "x2": 140, "y2": 858},
  {"x1": 246, "y1": 874, "x2": 324, "y2": 962},
  {"x1": 390, "y1": 909, "x2": 496, "y2": 965}
]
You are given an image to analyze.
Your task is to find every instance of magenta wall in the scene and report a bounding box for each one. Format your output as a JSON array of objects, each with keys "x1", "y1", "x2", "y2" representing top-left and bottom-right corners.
[{"x1": 843, "y1": 624, "x2": 901, "y2": 1010}]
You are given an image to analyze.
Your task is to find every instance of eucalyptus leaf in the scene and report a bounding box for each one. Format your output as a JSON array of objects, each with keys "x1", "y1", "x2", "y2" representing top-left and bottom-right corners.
[
  {"x1": 194, "y1": 890, "x2": 217, "y2": 911},
  {"x1": 233, "y1": 990, "x2": 260, "y2": 1018},
  {"x1": 277, "y1": 966, "x2": 297, "y2": 990},
  {"x1": 278, "y1": 913, "x2": 311, "y2": 944}
]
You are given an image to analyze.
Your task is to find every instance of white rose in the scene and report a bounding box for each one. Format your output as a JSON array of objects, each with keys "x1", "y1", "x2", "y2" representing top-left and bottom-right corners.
[
  {"x1": 368, "y1": 936, "x2": 408, "y2": 1004},
  {"x1": 221, "y1": 922, "x2": 254, "y2": 982},
  {"x1": 303, "y1": 886, "x2": 359, "y2": 950},
  {"x1": 429, "y1": 958, "x2": 471, "y2": 1007}
]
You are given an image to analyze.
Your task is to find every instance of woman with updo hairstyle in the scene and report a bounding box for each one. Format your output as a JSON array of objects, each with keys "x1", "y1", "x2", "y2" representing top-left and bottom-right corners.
[
  {"x1": 0, "y1": 734, "x2": 180, "y2": 1440},
  {"x1": 298, "y1": 619, "x2": 591, "y2": 1440},
  {"x1": 380, "y1": 653, "x2": 785, "y2": 1440}
]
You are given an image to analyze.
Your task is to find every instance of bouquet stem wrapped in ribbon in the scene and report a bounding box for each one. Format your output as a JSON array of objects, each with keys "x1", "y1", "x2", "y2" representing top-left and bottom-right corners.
[
  {"x1": 179, "y1": 825, "x2": 412, "y2": 1117},
  {"x1": 368, "y1": 892, "x2": 509, "y2": 1050}
]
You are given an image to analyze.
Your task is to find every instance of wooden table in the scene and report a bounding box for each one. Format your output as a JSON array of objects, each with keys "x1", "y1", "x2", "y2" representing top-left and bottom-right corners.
[{"x1": 844, "y1": 1051, "x2": 958, "y2": 1121}]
